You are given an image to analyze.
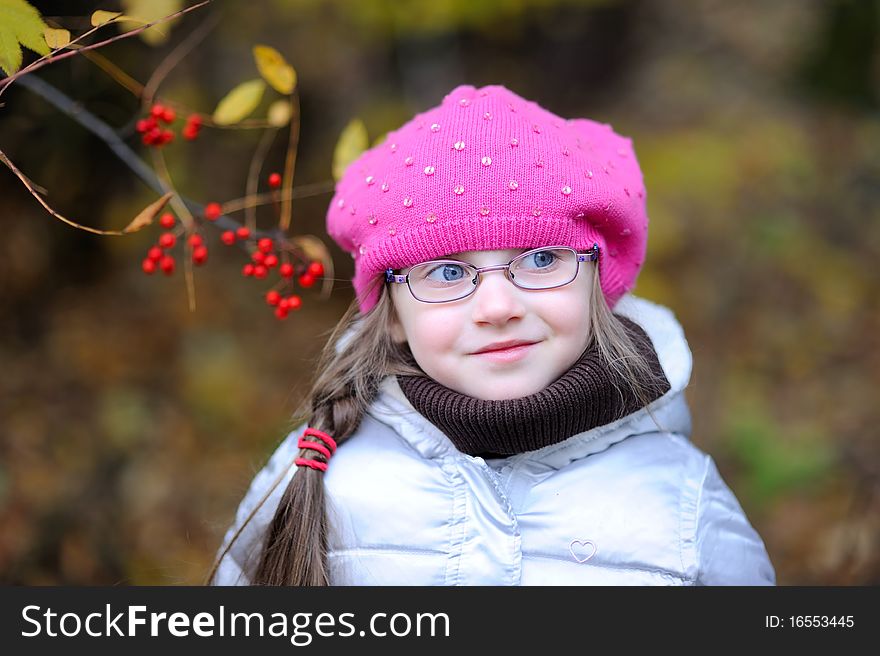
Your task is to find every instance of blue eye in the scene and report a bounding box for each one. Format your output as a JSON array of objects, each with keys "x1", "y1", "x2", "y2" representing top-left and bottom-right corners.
[
  {"x1": 426, "y1": 263, "x2": 467, "y2": 282},
  {"x1": 521, "y1": 250, "x2": 557, "y2": 269}
]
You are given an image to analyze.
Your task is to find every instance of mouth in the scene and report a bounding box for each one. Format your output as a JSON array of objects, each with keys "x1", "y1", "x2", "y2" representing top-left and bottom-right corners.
[{"x1": 470, "y1": 341, "x2": 539, "y2": 362}]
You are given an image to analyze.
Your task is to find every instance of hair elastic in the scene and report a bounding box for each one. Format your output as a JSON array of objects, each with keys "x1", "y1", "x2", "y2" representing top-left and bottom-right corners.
[{"x1": 294, "y1": 427, "x2": 338, "y2": 472}]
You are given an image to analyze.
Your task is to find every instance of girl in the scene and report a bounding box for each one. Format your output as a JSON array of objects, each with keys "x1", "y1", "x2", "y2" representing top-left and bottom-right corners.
[{"x1": 208, "y1": 84, "x2": 776, "y2": 586}]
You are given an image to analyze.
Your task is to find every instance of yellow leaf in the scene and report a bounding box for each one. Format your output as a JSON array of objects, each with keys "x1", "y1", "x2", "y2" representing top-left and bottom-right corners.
[
  {"x1": 90, "y1": 10, "x2": 122, "y2": 26},
  {"x1": 332, "y1": 118, "x2": 369, "y2": 182},
  {"x1": 253, "y1": 45, "x2": 296, "y2": 95},
  {"x1": 267, "y1": 99, "x2": 292, "y2": 127},
  {"x1": 43, "y1": 27, "x2": 70, "y2": 49},
  {"x1": 123, "y1": 192, "x2": 174, "y2": 233},
  {"x1": 372, "y1": 132, "x2": 388, "y2": 148},
  {"x1": 118, "y1": 0, "x2": 182, "y2": 46},
  {"x1": 212, "y1": 79, "x2": 266, "y2": 126}
]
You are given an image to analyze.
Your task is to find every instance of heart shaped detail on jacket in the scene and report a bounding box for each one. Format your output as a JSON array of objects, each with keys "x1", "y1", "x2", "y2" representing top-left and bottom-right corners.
[{"x1": 569, "y1": 539, "x2": 597, "y2": 563}]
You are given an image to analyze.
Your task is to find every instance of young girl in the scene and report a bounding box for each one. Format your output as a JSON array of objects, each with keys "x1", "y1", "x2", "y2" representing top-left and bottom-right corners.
[{"x1": 208, "y1": 84, "x2": 776, "y2": 586}]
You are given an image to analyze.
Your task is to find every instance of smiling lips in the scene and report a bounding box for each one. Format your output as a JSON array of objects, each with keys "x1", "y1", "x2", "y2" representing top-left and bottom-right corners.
[
  {"x1": 470, "y1": 340, "x2": 539, "y2": 363},
  {"x1": 470, "y1": 339, "x2": 538, "y2": 354}
]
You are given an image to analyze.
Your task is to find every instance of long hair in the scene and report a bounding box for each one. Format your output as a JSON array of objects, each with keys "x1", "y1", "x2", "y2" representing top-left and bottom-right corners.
[{"x1": 205, "y1": 261, "x2": 669, "y2": 586}]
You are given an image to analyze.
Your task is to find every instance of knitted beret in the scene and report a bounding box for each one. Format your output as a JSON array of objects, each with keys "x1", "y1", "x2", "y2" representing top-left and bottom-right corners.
[{"x1": 326, "y1": 83, "x2": 649, "y2": 315}]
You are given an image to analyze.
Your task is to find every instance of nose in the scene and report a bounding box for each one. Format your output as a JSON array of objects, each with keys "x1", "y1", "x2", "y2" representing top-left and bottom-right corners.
[{"x1": 469, "y1": 267, "x2": 526, "y2": 324}]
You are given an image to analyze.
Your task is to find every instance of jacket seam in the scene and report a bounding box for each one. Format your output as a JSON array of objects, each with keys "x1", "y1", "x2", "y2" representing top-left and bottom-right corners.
[
  {"x1": 475, "y1": 460, "x2": 522, "y2": 585},
  {"x1": 676, "y1": 434, "x2": 700, "y2": 578},
  {"x1": 522, "y1": 552, "x2": 692, "y2": 582},
  {"x1": 328, "y1": 547, "x2": 448, "y2": 556},
  {"x1": 441, "y1": 456, "x2": 468, "y2": 586},
  {"x1": 692, "y1": 454, "x2": 711, "y2": 583}
]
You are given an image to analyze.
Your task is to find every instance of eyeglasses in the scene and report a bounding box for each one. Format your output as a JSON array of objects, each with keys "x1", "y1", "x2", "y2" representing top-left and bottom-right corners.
[{"x1": 385, "y1": 244, "x2": 599, "y2": 304}]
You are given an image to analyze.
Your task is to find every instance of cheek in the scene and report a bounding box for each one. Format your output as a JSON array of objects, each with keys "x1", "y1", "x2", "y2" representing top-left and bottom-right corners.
[
  {"x1": 408, "y1": 312, "x2": 460, "y2": 353},
  {"x1": 545, "y1": 283, "x2": 591, "y2": 334}
]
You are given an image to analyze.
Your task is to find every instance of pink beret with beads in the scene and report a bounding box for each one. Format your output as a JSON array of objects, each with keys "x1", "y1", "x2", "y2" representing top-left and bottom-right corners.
[{"x1": 326, "y1": 83, "x2": 649, "y2": 315}]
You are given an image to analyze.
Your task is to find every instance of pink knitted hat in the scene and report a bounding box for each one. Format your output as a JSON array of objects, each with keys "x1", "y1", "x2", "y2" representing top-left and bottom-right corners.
[{"x1": 327, "y1": 84, "x2": 649, "y2": 315}]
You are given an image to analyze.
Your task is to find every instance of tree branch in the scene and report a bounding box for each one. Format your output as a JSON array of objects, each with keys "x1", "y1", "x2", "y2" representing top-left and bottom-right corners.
[{"x1": 11, "y1": 74, "x2": 334, "y2": 237}]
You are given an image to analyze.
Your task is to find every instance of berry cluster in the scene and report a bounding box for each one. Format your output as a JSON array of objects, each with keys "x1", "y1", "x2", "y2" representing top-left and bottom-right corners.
[
  {"x1": 136, "y1": 103, "x2": 202, "y2": 147},
  {"x1": 231, "y1": 234, "x2": 325, "y2": 320},
  {"x1": 141, "y1": 212, "x2": 209, "y2": 275},
  {"x1": 140, "y1": 174, "x2": 326, "y2": 320}
]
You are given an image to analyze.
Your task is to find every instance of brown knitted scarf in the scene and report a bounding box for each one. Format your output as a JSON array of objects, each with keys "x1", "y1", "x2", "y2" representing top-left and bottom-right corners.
[{"x1": 396, "y1": 315, "x2": 671, "y2": 458}]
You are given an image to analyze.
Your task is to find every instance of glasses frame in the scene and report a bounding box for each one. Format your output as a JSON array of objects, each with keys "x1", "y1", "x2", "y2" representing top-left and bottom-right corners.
[{"x1": 385, "y1": 243, "x2": 600, "y2": 304}]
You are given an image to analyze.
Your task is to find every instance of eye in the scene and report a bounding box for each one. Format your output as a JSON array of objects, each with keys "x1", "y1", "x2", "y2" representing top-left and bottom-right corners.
[
  {"x1": 425, "y1": 263, "x2": 467, "y2": 282},
  {"x1": 520, "y1": 250, "x2": 557, "y2": 269}
]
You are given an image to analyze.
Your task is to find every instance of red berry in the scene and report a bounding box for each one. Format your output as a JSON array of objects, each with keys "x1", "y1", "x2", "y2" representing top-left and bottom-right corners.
[
  {"x1": 307, "y1": 261, "x2": 324, "y2": 277},
  {"x1": 161, "y1": 107, "x2": 176, "y2": 123},
  {"x1": 147, "y1": 246, "x2": 163, "y2": 261},
  {"x1": 136, "y1": 119, "x2": 153, "y2": 133},
  {"x1": 193, "y1": 245, "x2": 208, "y2": 265},
  {"x1": 142, "y1": 258, "x2": 156, "y2": 274},
  {"x1": 279, "y1": 263, "x2": 294, "y2": 278},
  {"x1": 257, "y1": 238, "x2": 274, "y2": 253},
  {"x1": 186, "y1": 114, "x2": 203, "y2": 127},
  {"x1": 264, "y1": 254, "x2": 278, "y2": 268},
  {"x1": 287, "y1": 295, "x2": 302, "y2": 310},
  {"x1": 298, "y1": 273, "x2": 315, "y2": 288},
  {"x1": 159, "y1": 212, "x2": 175, "y2": 229},
  {"x1": 274, "y1": 306, "x2": 289, "y2": 320},
  {"x1": 221, "y1": 230, "x2": 236, "y2": 246},
  {"x1": 182, "y1": 124, "x2": 199, "y2": 141},
  {"x1": 159, "y1": 254, "x2": 175, "y2": 275},
  {"x1": 159, "y1": 129, "x2": 174, "y2": 145},
  {"x1": 188, "y1": 233, "x2": 203, "y2": 247},
  {"x1": 242, "y1": 263, "x2": 255, "y2": 276},
  {"x1": 278, "y1": 298, "x2": 289, "y2": 310},
  {"x1": 251, "y1": 251, "x2": 265, "y2": 265},
  {"x1": 266, "y1": 290, "x2": 281, "y2": 306},
  {"x1": 253, "y1": 264, "x2": 268, "y2": 279},
  {"x1": 143, "y1": 127, "x2": 162, "y2": 146},
  {"x1": 268, "y1": 172, "x2": 282, "y2": 188},
  {"x1": 235, "y1": 226, "x2": 250, "y2": 240},
  {"x1": 150, "y1": 104, "x2": 165, "y2": 119},
  {"x1": 159, "y1": 232, "x2": 176, "y2": 249},
  {"x1": 204, "y1": 202, "x2": 222, "y2": 221}
]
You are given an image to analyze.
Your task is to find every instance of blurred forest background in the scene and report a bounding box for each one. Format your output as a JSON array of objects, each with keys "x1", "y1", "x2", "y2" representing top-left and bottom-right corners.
[{"x1": 1, "y1": 0, "x2": 878, "y2": 585}]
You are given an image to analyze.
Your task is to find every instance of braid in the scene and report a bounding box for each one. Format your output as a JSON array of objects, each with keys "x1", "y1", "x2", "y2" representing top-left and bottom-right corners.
[{"x1": 206, "y1": 275, "x2": 423, "y2": 586}]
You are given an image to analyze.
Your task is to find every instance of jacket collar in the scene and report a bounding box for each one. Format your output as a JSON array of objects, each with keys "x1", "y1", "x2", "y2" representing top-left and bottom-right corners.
[{"x1": 356, "y1": 294, "x2": 693, "y2": 466}]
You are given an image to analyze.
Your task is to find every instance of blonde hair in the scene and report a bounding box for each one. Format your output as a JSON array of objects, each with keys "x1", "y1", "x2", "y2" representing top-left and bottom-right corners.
[{"x1": 206, "y1": 262, "x2": 668, "y2": 586}]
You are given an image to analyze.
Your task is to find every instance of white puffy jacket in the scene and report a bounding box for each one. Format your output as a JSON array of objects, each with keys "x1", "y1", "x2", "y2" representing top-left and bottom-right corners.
[{"x1": 213, "y1": 294, "x2": 776, "y2": 585}]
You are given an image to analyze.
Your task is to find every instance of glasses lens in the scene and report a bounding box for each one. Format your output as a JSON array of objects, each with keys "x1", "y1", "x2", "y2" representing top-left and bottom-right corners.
[
  {"x1": 408, "y1": 261, "x2": 477, "y2": 302},
  {"x1": 509, "y1": 248, "x2": 578, "y2": 289}
]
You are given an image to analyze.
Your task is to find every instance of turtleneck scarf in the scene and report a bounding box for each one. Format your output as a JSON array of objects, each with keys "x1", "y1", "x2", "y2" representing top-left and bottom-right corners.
[{"x1": 396, "y1": 315, "x2": 671, "y2": 458}]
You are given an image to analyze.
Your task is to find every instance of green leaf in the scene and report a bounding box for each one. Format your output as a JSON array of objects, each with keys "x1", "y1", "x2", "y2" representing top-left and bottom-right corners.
[
  {"x1": 0, "y1": 0, "x2": 50, "y2": 76},
  {"x1": 253, "y1": 45, "x2": 296, "y2": 95},
  {"x1": 332, "y1": 118, "x2": 369, "y2": 182},
  {"x1": 212, "y1": 79, "x2": 266, "y2": 126}
]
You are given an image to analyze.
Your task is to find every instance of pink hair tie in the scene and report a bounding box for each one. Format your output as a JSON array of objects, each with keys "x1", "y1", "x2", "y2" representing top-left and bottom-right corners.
[
  {"x1": 294, "y1": 427, "x2": 337, "y2": 472},
  {"x1": 297, "y1": 438, "x2": 332, "y2": 460},
  {"x1": 294, "y1": 457, "x2": 328, "y2": 472},
  {"x1": 303, "y1": 427, "x2": 337, "y2": 453}
]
